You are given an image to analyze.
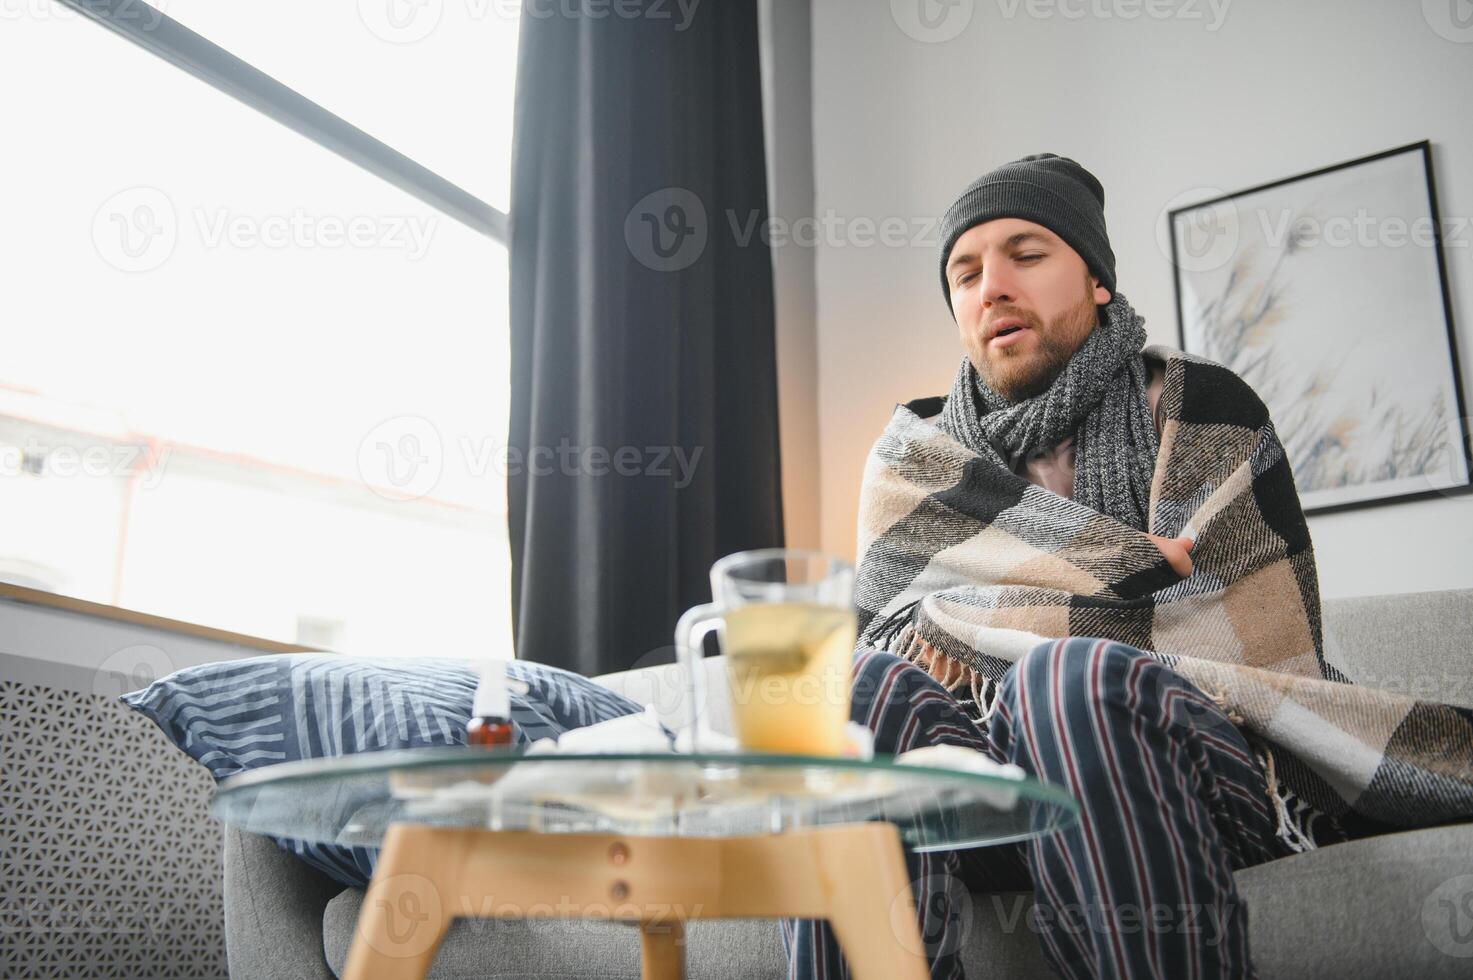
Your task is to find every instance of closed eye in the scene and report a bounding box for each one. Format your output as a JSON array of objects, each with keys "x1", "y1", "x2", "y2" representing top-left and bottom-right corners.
[{"x1": 954, "y1": 253, "x2": 1045, "y2": 288}]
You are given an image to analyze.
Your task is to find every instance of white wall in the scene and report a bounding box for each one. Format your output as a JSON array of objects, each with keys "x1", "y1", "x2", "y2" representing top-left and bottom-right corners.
[
  {"x1": 760, "y1": 0, "x2": 822, "y2": 549},
  {"x1": 809, "y1": 0, "x2": 1473, "y2": 598}
]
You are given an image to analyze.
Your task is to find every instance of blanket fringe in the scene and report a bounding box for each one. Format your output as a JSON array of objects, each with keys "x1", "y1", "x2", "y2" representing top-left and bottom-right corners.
[
  {"x1": 963, "y1": 672, "x2": 1319, "y2": 849},
  {"x1": 1197, "y1": 683, "x2": 1318, "y2": 855},
  {"x1": 890, "y1": 622, "x2": 1001, "y2": 724},
  {"x1": 1254, "y1": 739, "x2": 1317, "y2": 855},
  {"x1": 970, "y1": 671, "x2": 1001, "y2": 725},
  {"x1": 1199, "y1": 683, "x2": 1246, "y2": 727},
  {"x1": 886, "y1": 623, "x2": 1319, "y2": 851}
]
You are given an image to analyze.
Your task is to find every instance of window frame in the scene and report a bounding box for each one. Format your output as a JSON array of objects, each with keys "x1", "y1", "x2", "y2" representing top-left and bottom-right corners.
[{"x1": 5, "y1": 0, "x2": 515, "y2": 649}]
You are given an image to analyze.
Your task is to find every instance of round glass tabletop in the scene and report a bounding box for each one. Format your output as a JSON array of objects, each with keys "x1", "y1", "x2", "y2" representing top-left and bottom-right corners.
[{"x1": 213, "y1": 747, "x2": 1077, "y2": 853}]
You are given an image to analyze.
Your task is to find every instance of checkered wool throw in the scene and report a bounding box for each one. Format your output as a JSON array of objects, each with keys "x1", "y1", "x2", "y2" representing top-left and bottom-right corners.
[{"x1": 855, "y1": 343, "x2": 1473, "y2": 852}]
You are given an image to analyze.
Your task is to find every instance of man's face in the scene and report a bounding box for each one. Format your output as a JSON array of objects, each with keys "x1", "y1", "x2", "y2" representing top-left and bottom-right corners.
[{"x1": 944, "y1": 218, "x2": 1112, "y2": 402}]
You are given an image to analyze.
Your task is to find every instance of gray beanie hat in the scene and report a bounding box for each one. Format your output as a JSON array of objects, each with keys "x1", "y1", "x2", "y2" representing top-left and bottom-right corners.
[{"x1": 938, "y1": 152, "x2": 1116, "y2": 316}]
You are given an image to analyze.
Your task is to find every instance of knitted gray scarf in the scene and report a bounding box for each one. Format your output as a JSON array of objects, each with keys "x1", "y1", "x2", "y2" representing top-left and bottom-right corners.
[{"x1": 935, "y1": 290, "x2": 1160, "y2": 531}]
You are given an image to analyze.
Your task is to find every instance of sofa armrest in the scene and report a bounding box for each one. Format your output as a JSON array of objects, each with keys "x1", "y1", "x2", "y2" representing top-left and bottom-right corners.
[
  {"x1": 595, "y1": 654, "x2": 734, "y2": 737},
  {"x1": 223, "y1": 825, "x2": 345, "y2": 979},
  {"x1": 1322, "y1": 588, "x2": 1473, "y2": 708}
]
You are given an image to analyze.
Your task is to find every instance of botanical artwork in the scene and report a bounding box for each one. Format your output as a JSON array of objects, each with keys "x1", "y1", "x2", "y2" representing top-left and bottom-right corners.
[{"x1": 1171, "y1": 142, "x2": 1470, "y2": 514}]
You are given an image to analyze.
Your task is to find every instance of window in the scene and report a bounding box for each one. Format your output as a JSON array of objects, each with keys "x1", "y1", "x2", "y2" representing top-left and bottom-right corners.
[{"x1": 1, "y1": 3, "x2": 519, "y2": 658}]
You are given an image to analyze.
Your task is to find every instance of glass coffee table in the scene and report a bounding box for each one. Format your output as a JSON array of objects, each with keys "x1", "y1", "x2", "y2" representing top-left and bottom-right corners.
[{"x1": 214, "y1": 748, "x2": 1078, "y2": 980}]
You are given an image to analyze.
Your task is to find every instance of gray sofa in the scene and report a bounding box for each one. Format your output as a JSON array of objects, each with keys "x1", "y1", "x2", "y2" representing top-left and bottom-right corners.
[{"x1": 224, "y1": 588, "x2": 1473, "y2": 979}]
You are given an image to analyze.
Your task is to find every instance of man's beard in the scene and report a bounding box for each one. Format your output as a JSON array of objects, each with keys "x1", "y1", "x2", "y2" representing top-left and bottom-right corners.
[{"x1": 975, "y1": 291, "x2": 1099, "y2": 403}]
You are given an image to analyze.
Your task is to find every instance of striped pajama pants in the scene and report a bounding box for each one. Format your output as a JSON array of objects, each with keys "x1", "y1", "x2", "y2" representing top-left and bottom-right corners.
[{"x1": 779, "y1": 638, "x2": 1296, "y2": 980}]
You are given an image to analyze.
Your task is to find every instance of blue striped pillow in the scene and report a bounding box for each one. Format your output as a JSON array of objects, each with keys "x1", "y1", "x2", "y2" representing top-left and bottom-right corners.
[{"x1": 120, "y1": 655, "x2": 648, "y2": 887}]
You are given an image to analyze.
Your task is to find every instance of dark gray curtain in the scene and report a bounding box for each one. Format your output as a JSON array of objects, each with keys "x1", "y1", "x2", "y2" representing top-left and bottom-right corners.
[{"x1": 507, "y1": 0, "x2": 784, "y2": 676}]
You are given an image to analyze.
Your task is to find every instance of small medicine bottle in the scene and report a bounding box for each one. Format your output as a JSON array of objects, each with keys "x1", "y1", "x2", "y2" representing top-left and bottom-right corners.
[{"x1": 466, "y1": 661, "x2": 514, "y2": 747}]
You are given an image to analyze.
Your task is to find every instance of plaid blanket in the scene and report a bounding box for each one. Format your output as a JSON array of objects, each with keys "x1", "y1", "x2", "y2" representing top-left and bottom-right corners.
[{"x1": 855, "y1": 344, "x2": 1473, "y2": 850}]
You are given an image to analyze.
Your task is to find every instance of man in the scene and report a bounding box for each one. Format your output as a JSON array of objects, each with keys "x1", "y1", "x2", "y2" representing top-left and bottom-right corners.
[
  {"x1": 932, "y1": 155, "x2": 1194, "y2": 585},
  {"x1": 781, "y1": 154, "x2": 1336, "y2": 979}
]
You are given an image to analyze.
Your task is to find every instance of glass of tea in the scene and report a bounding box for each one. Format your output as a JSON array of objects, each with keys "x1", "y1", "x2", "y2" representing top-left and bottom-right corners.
[{"x1": 675, "y1": 549, "x2": 857, "y2": 755}]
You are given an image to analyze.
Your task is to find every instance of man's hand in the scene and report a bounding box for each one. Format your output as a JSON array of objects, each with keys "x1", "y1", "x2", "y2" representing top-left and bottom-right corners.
[{"x1": 1148, "y1": 534, "x2": 1195, "y2": 578}]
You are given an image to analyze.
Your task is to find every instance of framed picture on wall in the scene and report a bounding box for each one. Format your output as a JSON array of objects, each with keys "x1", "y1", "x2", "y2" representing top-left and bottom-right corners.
[{"x1": 1168, "y1": 139, "x2": 1472, "y2": 516}]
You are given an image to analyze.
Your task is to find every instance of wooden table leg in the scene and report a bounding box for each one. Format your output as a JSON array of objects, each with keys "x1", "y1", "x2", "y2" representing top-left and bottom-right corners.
[
  {"x1": 639, "y1": 919, "x2": 685, "y2": 980},
  {"x1": 341, "y1": 822, "x2": 928, "y2": 980},
  {"x1": 341, "y1": 824, "x2": 455, "y2": 980},
  {"x1": 813, "y1": 826, "x2": 930, "y2": 980},
  {"x1": 717, "y1": 822, "x2": 931, "y2": 980}
]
